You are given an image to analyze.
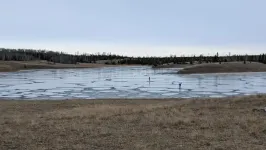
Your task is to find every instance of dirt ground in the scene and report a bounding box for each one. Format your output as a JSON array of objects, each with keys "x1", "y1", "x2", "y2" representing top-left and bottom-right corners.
[
  {"x1": 153, "y1": 63, "x2": 192, "y2": 69},
  {"x1": 0, "y1": 61, "x2": 133, "y2": 72},
  {"x1": 178, "y1": 62, "x2": 266, "y2": 74},
  {"x1": 0, "y1": 95, "x2": 266, "y2": 150}
]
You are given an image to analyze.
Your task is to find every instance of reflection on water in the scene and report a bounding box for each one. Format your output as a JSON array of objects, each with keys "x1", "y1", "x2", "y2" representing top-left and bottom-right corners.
[{"x1": 0, "y1": 66, "x2": 266, "y2": 99}]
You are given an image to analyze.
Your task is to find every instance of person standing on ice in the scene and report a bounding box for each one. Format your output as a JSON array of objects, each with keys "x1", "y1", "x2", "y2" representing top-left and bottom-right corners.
[{"x1": 179, "y1": 82, "x2": 182, "y2": 89}]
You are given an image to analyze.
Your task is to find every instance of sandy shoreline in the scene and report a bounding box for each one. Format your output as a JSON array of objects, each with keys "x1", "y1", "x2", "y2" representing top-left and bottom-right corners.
[
  {"x1": 152, "y1": 62, "x2": 266, "y2": 74},
  {"x1": 0, "y1": 61, "x2": 141, "y2": 72},
  {"x1": 178, "y1": 62, "x2": 266, "y2": 74},
  {"x1": 152, "y1": 63, "x2": 192, "y2": 69},
  {"x1": 1, "y1": 95, "x2": 266, "y2": 149}
]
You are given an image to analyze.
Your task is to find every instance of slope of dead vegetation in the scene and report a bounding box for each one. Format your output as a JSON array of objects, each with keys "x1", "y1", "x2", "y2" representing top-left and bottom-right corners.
[
  {"x1": 0, "y1": 61, "x2": 121, "y2": 72},
  {"x1": 0, "y1": 95, "x2": 266, "y2": 149},
  {"x1": 178, "y1": 62, "x2": 266, "y2": 74}
]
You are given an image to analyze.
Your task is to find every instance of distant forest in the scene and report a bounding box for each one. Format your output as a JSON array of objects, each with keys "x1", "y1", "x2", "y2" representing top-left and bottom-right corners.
[{"x1": 0, "y1": 48, "x2": 266, "y2": 65}]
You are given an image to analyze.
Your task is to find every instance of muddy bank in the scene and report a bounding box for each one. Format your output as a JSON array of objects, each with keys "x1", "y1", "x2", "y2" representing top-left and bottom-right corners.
[
  {"x1": 0, "y1": 61, "x2": 137, "y2": 72},
  {"x1": 152, "y1": 63, "x2": 192, "y2": 69},
  {"x1": 178, "y1": 62, "x2": 266, "y2": 74}
]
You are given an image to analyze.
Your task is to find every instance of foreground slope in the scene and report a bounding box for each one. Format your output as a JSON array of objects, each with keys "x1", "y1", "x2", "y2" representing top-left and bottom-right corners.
[{"x1": 0, "y1": 95, "x2": 266, "y2": 149}]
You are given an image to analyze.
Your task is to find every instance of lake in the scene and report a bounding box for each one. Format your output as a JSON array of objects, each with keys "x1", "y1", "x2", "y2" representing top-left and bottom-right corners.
[{"x1": 0, "y1": 66, "x2": 266, "y2": 99}]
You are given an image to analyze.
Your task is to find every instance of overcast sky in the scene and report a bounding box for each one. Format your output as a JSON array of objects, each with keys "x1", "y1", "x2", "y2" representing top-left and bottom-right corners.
[{"x1": 0, "y1": 0, "x2": 265, "y2": 56}]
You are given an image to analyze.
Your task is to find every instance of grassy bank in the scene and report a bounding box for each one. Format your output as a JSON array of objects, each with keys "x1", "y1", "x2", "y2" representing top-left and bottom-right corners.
[
  {"x1": 152, "y1": 63, "x2": 191, "y2": 69},
  {"x1": 1, "y1": 95, "x2": 266, "y2": 149},
  {"x1": 0, "y1": 61, "x2": 133, "y2": 72},
  {"x1": 178, "y1": 62, "x2": 266, "y2": 74}
]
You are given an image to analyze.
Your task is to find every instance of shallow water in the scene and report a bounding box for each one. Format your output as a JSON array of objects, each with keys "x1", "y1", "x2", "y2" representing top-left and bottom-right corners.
[{"x1": 0, "y1": 66, "x2": 266, "y2": 99}]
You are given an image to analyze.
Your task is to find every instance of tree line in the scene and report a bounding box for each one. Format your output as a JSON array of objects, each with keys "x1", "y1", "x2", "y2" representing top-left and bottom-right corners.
[
  {"x1": 0, "y1": 48, "x2": 125, "y2": 64},
  {"x1": 0, "y1": 48, "x2": 266, "y2": 65}
]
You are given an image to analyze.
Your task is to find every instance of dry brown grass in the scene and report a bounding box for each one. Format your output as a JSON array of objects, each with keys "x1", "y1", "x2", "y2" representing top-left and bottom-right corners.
[
  {"x1": 0, "y1": 96, "x2": 266, "y2": 150},
  {"x1": 178, "y1": 62, "x2": 266, "y2": 74},
  {"x1": 0, "y1": 61, "x2": 128, "y2": 72},
  {"x1": 153, "y1": 63, "x2": 191, "y2": 69}
]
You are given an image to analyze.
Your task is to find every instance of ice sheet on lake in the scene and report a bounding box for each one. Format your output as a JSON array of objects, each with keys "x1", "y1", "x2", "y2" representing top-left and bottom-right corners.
[{"x1": 1, "y1": 66, "x2": 266, "y2": 99}]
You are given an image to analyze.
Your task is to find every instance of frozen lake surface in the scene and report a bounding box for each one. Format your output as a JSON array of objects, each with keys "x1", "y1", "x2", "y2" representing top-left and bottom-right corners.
[{"x1": 0, "y1": 66, "x2": 266, "y2": 99}]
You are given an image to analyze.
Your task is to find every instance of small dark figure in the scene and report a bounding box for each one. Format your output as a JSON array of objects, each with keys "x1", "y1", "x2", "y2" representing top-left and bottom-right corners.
[
  {"x1": 149, "y1": 77, "x2": 151, "y2": 82},
  {"x1": 179, "y1": 82, "x2": 182, "y2": 89}
]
